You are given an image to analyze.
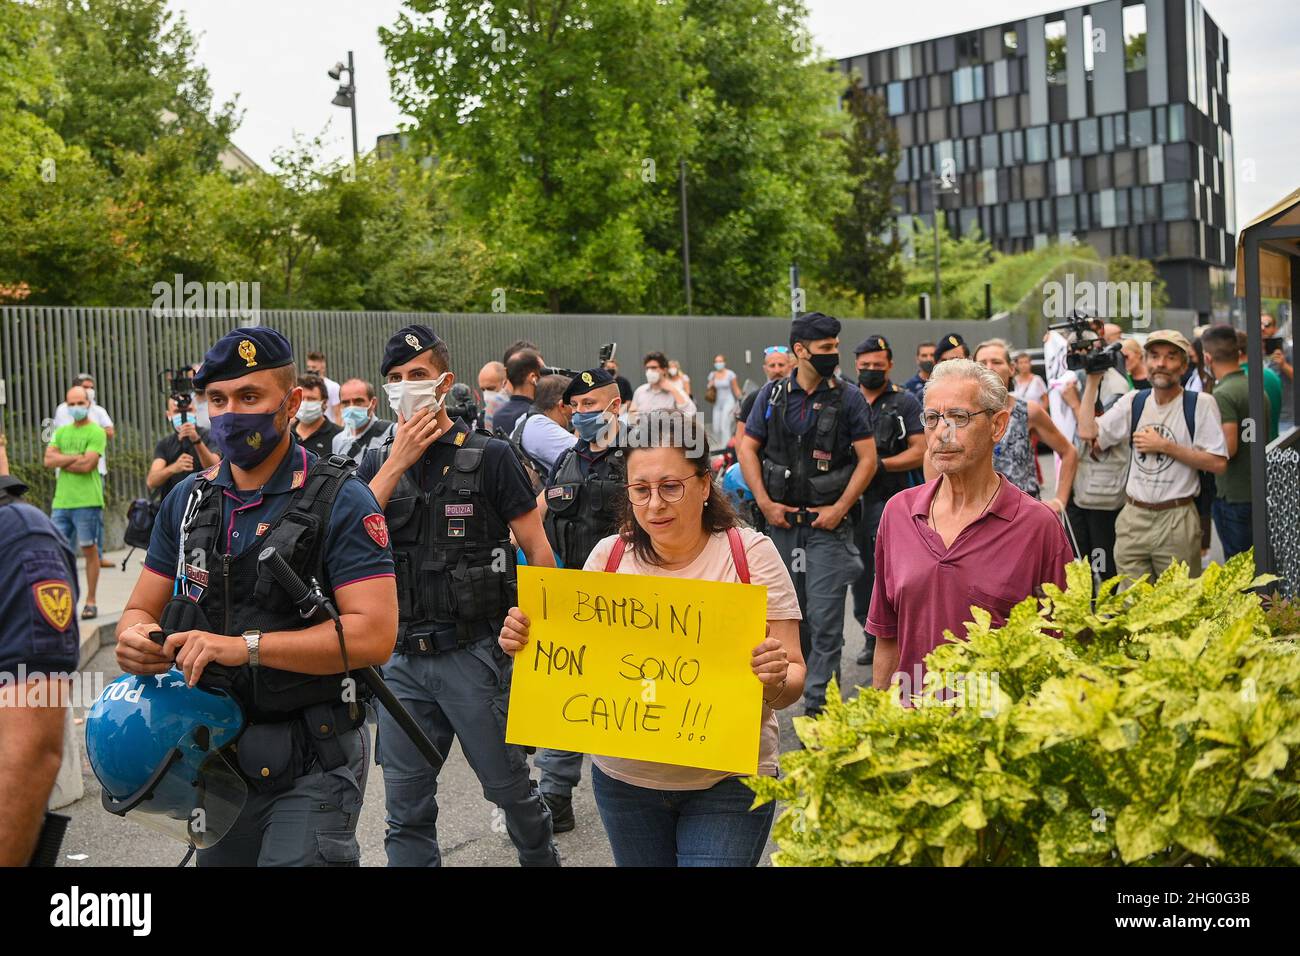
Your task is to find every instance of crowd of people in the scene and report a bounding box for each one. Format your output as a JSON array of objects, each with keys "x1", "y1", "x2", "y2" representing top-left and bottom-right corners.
[{"x1": 0, "y1": 308, "x2": 1290, "y2": 869}]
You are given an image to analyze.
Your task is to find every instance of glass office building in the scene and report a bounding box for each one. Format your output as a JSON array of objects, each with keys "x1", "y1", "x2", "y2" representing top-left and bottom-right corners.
[{"x1": 839, "y1": 0, "x2": 1234, "y2": 319}]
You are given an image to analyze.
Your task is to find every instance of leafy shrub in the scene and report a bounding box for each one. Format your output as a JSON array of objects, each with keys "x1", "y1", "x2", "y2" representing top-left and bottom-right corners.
[
  {"x1": 748, "y1": 555, "x2": 1300, "y2": 866},
  {"x1": 1263, "y1": 590, "x2": 1300, "y2": 639}
]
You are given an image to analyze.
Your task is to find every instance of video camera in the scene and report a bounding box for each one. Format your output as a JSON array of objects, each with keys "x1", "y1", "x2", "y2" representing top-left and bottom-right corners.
[
  {"x1": 1048, "y1": 313, "x2": 1124, "y2": 375},
  {"x1": 540, "y1": 342, "x2": 617, "y2": 379},
  {"x1": 163, "y1": 367, "x2": 196, "y2": 418}
]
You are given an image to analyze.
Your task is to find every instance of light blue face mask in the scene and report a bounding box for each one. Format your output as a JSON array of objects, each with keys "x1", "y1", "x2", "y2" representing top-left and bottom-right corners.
[
  {"x1": 70, "y1": 406, "x2": 89, "y2": 422},
  {"x1": 342, "y1": 406, "x2": 370, "y2": 431},
  {"x1": 171, "y1": 413, "x2": 187, "y2": 430},
  {"x1": 571, "y1": 399, "x2": 615, "y2": 442}
]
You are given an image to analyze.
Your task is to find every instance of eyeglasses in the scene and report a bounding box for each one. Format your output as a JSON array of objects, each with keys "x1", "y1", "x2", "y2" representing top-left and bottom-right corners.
[
  {"x1": 764, "y1": 346, "x2": 790, "y2": 355},
  {"x1": 625, "y1": 475, "x2": 697, "y2": 505},
  {"x1": 922, "y1": 408, "x2": 994, "y2": 430}
]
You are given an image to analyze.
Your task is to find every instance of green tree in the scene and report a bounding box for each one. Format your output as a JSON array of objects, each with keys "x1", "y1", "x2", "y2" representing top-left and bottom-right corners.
[
  {"x1": 1105, "y1": 254, "x2": 1170, "y2": 312},
  {"x1": 666, "y1": 0, "x2": 852, "y2": 317},
  {"x1": 824, "y1": 81, "x2": 904, "y2": 309},
  {"x1": 32, "y1": 0, "x2": 240, "y2": 173},
  {"x1": 383, "y1": 0, "x2": 697, "y2": 314},
  {"x1": 216, "y1": 136, "x2": 489, "y2": 312}
]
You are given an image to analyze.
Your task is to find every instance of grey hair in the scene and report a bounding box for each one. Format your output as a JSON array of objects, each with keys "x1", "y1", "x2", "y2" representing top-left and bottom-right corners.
[
  {"x1": 973, "y1": 338, "x2": 1013, "y2": 365},
  {"x1": 925, "y1": 357, "x2": 1008, "y2": 413}
]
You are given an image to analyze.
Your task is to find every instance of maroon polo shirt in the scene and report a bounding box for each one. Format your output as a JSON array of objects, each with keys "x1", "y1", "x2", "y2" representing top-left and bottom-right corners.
[{"x1": 867, "y1": 474, "x2": 1072, "y2": 693}]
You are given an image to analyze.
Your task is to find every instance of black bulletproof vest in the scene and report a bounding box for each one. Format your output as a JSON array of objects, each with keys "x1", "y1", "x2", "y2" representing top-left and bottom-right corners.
[
  {"x1": 865, "y1": 385, "x2": 911, "y2": 503},
  {"x1": 759, "y1": 378, "x2": 856, "y2": 507},
  {"x1": 178, "y1": 453, "x2": 354, "y2": 721},
  {"x1": 380, "y1": 429, "x2": 515, "y2": 646},
  {"x1": 543, "y1": 444, "x2": 626, "y2": 569}
]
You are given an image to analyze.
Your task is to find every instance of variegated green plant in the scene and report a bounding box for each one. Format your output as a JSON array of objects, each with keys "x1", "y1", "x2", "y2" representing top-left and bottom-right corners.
[{"x1": 747, "y1": 553, "x2": 1300, "y2": 866}]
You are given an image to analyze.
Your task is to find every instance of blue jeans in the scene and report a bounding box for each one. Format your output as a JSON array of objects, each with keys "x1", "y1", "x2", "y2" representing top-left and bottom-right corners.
[
  {"x1": 591, "y1": 764, "x2": 775, "y2": 867},
  {"x1": 375, "y1": 643, "x2": 559, "y2": 867},
  {"x1": 1212, "y1": 498, "x2": 1252, "y2": 560},
  {"x1": 51, "y1": 506, "x2": 103, "y2": 549}
]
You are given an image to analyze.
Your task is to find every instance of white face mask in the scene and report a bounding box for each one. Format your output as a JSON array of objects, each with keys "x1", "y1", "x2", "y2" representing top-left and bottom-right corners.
[
  {"x1": 85, "y1": 387, "x2": 96, "y2": 405},
  {"x1": 384, "y1": 374, "x2": 450, "y2": 421},
  {"x1": 645, "y1": 369, "x2": 661, "y2": 385},
  {"x1": 193, "y1": 398, "x2": 210, "y2": 429},
  {"x1": 297, "y1": 400, "x2": 324, "y2": 424}
]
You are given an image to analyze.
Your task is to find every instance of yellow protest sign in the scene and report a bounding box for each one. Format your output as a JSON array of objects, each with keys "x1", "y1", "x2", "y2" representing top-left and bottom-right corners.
[{"x1": 506, "y1": 565, "x2": 768, "y2": 776}]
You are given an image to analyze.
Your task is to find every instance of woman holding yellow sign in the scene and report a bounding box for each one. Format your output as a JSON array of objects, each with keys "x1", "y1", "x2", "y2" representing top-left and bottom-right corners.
[{"x1": 500, "y1": 411, "x2": 804, "y2": 866}]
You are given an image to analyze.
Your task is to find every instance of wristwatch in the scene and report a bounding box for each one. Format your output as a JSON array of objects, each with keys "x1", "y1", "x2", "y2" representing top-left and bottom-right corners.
[{"x1": 242, "y1": 629, "x2": 262, "y2": 668}]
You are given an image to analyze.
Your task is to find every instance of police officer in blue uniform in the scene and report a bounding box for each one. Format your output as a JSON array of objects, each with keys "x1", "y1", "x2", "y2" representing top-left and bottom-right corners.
[
  {"x1": 358, "y1": 325, "x2": 560, "y2": 867},
  {"x1": 0, "y1": 474, "x2": 80, "y2": 865},
  {"x1": 737, "y1": 312, "x2": 877, "y2": 717},
  {"x1": 113, "y1": 327, "x2": 399, "y2": 866},
  {"x1": 531, "y1": 367, "x2": 625, "y2": 830},
  {"x1": 850, "y1": 335, "x2": 926, "y2": 666}
]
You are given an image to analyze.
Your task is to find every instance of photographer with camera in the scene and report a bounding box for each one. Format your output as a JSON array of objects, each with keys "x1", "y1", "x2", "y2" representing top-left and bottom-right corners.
[
  {"x1": 1077, "y1": 331, "x2": 1226, "y2": 583},
  {"x1": 146, "y1": 396, "x2": 220, "y2": 500}
]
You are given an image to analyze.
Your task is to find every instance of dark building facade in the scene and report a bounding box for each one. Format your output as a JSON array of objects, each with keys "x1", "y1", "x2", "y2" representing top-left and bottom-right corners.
[{"x1": 839, "y1": 0, "x2": 1234, "y2": 319}]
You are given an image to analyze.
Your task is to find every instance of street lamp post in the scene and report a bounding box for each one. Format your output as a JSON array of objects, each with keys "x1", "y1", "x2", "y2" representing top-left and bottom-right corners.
[
  {"x1": 329, "y1": 52, "x2": 359, "y2": 162},
  {"x1": 932, "y1": 174, "x2": 960, "y2": 321}
]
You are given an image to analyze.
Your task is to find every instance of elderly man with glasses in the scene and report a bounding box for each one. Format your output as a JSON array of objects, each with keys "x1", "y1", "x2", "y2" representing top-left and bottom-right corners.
[{"x1": 867, "y1": 359, "x2": 1073, "y2": 702}]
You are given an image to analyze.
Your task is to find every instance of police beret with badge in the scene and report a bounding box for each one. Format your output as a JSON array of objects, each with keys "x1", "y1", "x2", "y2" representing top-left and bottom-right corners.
[
  {"x1": 561, "y1": 367, "x2": 615, "y2": 404},
  {"x1": 192, "y1": 327, "x2": 294, "y2": 389},
  {"x1": 853, "y1": 334, "x2": 891, "y2": 356},
  {"x1": 789, "y1": 311, "x2": 841, "y2": 344},
  {"x1": 935, "y1": 332, "x2": 967, "y2": 360},
  {"x1": 382, "y1": 324, "x2": 442, "y2": 376}
]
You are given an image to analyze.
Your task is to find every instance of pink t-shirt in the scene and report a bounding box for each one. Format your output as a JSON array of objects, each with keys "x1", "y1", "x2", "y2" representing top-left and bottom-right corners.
[
  {"x1": 867, "y1": 474, "x2": 1072, "y2": 695},
  {"x1": 583, "y1": 527, "x2": 802, "y2": 791}
]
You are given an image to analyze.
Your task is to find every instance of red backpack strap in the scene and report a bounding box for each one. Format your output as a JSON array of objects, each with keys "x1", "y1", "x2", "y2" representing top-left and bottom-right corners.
[
  {"x1": 603, "y1": 535, "x2": 628, "y2": 573},
  {"x1": 726, "y1": 527, "x2": 750, "y2": 584}
]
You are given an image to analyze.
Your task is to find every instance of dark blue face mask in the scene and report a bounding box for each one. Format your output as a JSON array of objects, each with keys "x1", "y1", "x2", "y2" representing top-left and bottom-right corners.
[{"x1": 208, "y1": 391, "x2": 292, "y2": 470}]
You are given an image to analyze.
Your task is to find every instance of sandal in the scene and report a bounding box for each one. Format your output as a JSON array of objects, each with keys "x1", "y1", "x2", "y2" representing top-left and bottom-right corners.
[{"x1": 81, "y1": 605, "x2": 98, "y2": 620}]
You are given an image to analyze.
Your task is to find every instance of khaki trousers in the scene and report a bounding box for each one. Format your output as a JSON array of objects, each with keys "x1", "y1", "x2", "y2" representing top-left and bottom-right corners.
[{"x1": 1113, "y1": 500, "x2": 1203, "y2": 585}]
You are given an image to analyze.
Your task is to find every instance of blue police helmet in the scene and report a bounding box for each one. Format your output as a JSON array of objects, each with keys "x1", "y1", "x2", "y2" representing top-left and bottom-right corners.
[
  {"x1": 86, "y1": 669, "x2": 246, "y2": 849},
  {"x1": 721, "y1": 461, "x2": 753, "y2": 508}
]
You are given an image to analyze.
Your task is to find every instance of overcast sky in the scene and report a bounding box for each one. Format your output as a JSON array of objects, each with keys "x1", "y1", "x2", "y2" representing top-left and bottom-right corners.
[{"x1": 172, "y1": 0, "x2": 1296, "y2": 227}]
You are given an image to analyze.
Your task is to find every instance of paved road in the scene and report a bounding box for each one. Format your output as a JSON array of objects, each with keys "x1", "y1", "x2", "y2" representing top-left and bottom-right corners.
[{"x1": 61, "y1": 601, "x2": 874, "y2": 868}]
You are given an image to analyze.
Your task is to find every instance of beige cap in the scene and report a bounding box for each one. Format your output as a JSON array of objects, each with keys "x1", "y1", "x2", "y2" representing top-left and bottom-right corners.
[{"x1": 1143, "y1": 329, "x2": 1192, "y2": 358}]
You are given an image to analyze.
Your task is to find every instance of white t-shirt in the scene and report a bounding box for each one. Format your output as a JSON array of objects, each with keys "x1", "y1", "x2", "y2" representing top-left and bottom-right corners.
[
  {"x1": 323, "y1": 376, "x2": 342, "y2": 420},
  {"x1": 53, "y1": 403, "x2": 114, "y2": 475},
  {"x1": 1012, "y1": 374, "x2": 1048, "y2": 404},
  {"x1": 1095, "y1": 389, "x2": 1226, "y2": 502},
  {"x1": 583, "y1": 527, "x2": 801, "y2": 791},
  {"x1": 630, "y1": 382, "x2": 697, "y2": 416},
  {"x1": 1044, "y1": 332, "x2": 1077, "y2": 445}
]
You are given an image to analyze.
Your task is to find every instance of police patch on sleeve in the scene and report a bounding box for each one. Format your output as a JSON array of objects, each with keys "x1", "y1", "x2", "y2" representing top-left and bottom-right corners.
[
  {"x1": 32, "y1": 579, "x2": 74, "y2": 632},
  {"x1": 362, "y1": 514, "x2": 389, "y2": 548}
]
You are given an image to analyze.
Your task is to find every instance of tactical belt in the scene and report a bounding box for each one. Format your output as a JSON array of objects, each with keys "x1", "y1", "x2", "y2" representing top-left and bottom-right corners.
[{"x1": 395, "y1": 630, "x2": 494, "y2": 656}]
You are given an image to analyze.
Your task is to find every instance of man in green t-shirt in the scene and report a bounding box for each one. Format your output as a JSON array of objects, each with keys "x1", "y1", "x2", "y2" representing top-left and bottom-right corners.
[
  {"x1": 1237, "y1": 328, "x2": 1282, "y2": 443},
  {"x1": 43, "y1": 386, "x2": 106, "y2": 618},
  {"x1": 1204, "y1": 326, "x2": 1268, "y2": 560}
]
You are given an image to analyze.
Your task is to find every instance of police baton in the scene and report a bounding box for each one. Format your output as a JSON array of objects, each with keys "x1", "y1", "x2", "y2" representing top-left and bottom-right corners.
[{"x1": 256, "y1": 548, "x2": 446, "y2": 770}]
